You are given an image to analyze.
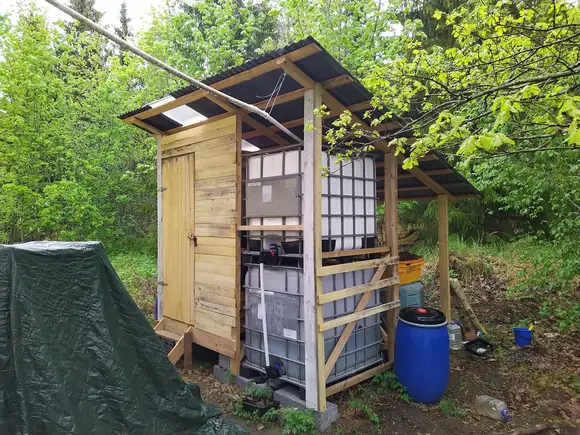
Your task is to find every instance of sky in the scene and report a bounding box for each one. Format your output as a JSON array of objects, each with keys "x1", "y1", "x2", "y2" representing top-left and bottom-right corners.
[{"x1": 0, "y1": 0, "x2": 165, "y2": 31}]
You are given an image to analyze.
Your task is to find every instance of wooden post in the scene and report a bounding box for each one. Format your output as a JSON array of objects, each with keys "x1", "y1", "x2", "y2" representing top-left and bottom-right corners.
[
  {"x1": 384, "y1": 151, "x2": 399, "y2": 363},
  {"x1": 156, "y1": 135, "x2": 164, "y2": 320},
  {"x1": 438, "y1": 195, "x2": 451, "y2": 320},
  {"x1": 303, "y1": 83, "x2": 325, "y2": 411},
  {"x1": 183, "y1": 328, "x2": 193, "y2": 370},
  {"x1": 232, "y1": 114, "x2": 243, "y2": 376}
]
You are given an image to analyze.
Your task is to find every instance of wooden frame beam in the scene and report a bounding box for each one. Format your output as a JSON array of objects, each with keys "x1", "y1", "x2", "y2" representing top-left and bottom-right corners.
[
  {"x1": 303, "y1": 83, "x2": 325, "y2": 411},
  {"x1": 438, "y1": 194, "x2": 451, "y2": 320},
  {"x1": 318, "y1": 256, "x2": 398, "y2": 277},
  {"x1": 131, "y1": 118, "x2": 166, "y2": 136},
  {"x1": 323, "y1": 265, "x2": 387, "y2": 378},
  {"x1": 126, "y1": 43, "x2": 321, "y2": 122},
  {"x1": 321, "y1": 246, "x2": 390, "y2": 259},
  {"x1": 396, "y1": 193, "x2": 479, "y2": 202},
  {"x1": 321, "y1": 74, "x2": 353, "y2": 90},
  {"x1": 206, "y1": 94, "x2": 291, "y2": 147},
  {"x1": 237, "y1": 225, "x2": 303, "y2": 231},
  {"x1": 320, "y1": 301, "x2": 401, "y2": 332},
  {"x1": 384, "y1": 151, "x2": 400, "y2": 364},
  {"x1": 326, "y1": 362, "x2": 392, "y2": 397},
  {"x1": 378, "y1": 182, "x2": 466, "y2": 194},
  {"x1": 318, "y1": 277, "x2": 399, "y2": 304},
  {"x1": 398, "y1": 168, "x2": 453, "y2": 179}
]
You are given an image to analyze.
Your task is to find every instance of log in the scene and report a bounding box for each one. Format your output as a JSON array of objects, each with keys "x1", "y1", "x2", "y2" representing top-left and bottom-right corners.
[{"x1": 450, "y1": 278, "x2": 488, "y2": 335}]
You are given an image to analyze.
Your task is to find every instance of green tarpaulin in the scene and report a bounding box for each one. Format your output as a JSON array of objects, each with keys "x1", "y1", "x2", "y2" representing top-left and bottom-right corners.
[{"x1": 0, "y1": 242, "x2": 247, "y2": 435}]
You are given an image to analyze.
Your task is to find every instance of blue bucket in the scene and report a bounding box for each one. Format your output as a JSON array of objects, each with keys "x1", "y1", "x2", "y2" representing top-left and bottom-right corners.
[{"x1": 513, "y1": 327, "x2": 533, "y2": 347}]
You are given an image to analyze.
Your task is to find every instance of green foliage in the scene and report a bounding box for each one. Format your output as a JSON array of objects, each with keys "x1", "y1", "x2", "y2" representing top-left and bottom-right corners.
[
  {"x1": 280, "y1": 408, "x2": 316, "y2": 435},
  {"x1": 571, "y1": 376, "x2": 580, "y2": 396},
  {"x1": 109, "y1": 252, "x2": 157, "y2": 320},
  {"x1": 371, "y1": 372, "x2": 411, "y2": 402},
  {"x1": 232, "y1": 400, "x2": 279, "y2": 424},
  {"x1": 244, "y1": 383, "x2": 273, "y2": 400},
  {"x1": 348, "y1": 400, "x2": 381, "y2": 432},
  {"x1": 439, "y1": 398, "x2": 467, "y2": 418}
]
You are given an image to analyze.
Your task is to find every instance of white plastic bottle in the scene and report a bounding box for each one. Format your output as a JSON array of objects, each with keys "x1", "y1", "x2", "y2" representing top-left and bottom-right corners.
[
  {"x1": 447, "y1": 321, "x2": 463, "y2": 350},
  {"x1": 475, "y1": 395, "x2": 511, "y2": 422}
]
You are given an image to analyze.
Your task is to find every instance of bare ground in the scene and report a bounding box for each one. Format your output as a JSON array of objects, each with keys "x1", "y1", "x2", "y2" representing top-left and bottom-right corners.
[{"x1": 174, "y1": 251, "x2": 580, "y2": 434}]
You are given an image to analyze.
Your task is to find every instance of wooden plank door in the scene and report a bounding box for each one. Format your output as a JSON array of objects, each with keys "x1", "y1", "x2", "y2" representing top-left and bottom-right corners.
[{"x1": 161, "y1": 152, "x2": 195, "y2": 325}]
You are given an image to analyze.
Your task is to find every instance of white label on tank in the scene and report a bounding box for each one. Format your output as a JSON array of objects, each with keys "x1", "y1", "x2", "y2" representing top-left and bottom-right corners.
[
  {"x1": 283, "y1": 328, "x2": 297, "y2": 340},
  {"x1": 262, "y1": 185, "x2": 272, "y2": 203},
  {"x1": 248, "y1": 182, "x2": 261, "y2": 187},
  {"x1": 257, "y1": 303, "x2": 263, "y2": 320}
]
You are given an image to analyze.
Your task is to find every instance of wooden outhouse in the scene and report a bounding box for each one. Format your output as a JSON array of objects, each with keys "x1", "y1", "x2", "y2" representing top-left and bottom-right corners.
[{"x1": 120, "y1": 37, "x2": 479, "y2": 411}]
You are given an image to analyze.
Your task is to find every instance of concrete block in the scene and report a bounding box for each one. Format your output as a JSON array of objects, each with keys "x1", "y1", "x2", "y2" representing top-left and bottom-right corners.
[
  {"x1": 218, "y1": 354, "x2": 230, "y2": 370},
  {"x1": 212, "y1": 364, "x2": 230, "y2": 384},
  {"x1": 273, "y1": 385, "x2": 339, "y2": 432},
  {"x1": 213, "y1": 364, "x2": 262, "y2": 389}
]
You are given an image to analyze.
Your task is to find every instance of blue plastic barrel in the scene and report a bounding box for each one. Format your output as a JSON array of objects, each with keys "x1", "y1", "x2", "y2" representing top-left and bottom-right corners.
[
  {"x1": 513, "y1": 327, "x2": 533, "y2": 346},
  {"x1": 394, "y1": 307, "x2": 449, "y2": 404}
]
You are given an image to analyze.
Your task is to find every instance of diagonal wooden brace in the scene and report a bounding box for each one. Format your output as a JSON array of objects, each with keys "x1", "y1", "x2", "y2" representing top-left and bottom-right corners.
[{"x1": 324, "y1": 264, "x2": 388, "y2": 379}]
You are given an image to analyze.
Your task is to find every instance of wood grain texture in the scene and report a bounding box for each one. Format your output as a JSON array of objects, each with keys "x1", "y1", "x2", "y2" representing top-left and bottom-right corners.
[
  {"x1": 160, "y1": 114, "x2": 240, "y2": 359},
  {"x1": 438, "y1": 194, "x2": 451, "y2": 320}
]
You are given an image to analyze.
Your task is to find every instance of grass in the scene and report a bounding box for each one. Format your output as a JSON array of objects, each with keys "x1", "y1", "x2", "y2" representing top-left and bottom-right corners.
[
  {"x1": 439, "y1": 398, "x2": 467, "y2": 419},
  {"x1": 109, "y1": 251, "x2": 157, "y2": 321},
  {"x1": 413, "y1": 235, "x2": 580, "y2": 332}
]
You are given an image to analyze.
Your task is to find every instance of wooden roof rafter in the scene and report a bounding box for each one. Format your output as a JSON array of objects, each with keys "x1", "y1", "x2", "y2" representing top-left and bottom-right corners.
[
  {"x1": 124, "y1": 42, "x2": 322, "y2": 124},
  {"x1": 277, "y1": 58, "x2": 457, "y2": 204}
]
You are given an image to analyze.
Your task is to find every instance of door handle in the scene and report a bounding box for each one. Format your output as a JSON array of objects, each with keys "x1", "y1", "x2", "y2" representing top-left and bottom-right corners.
[{"x1": 187, "y1": 233, "x2": 197, "y2": 246}]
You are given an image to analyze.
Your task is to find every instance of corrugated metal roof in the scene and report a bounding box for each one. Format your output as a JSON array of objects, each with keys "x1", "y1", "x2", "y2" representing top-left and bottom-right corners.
[{"x1": 119, "y1": 36, "x2": 480, "y2": 200}]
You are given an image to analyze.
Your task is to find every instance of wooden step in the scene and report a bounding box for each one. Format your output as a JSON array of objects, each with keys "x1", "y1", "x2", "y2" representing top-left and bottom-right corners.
[{"x1": 156, "y1": 329, "x2": 182, "y2": 342}]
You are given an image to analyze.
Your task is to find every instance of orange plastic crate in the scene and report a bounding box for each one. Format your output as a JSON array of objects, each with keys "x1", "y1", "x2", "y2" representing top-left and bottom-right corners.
[{"x1": 398, "y1": 253, "x2": 425, "y2": 285}]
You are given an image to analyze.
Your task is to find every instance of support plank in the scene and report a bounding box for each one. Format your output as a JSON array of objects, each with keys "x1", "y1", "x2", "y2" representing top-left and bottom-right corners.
[
  {"x1": 318, "y1": 256, "x2": 398, "y2": 276},
  {"x1": 303, "y1": 83, "x2": 325, "y2": 411},
  {"x1": 156, "y1": 136, "x2": 163, "y2": 320},
  {"x1": 319, "y1": 301, "x2": 400, "y2": 332},
  {"x1": 233, "y1": 114, "x2": 243, "y2": 376},
  {"x1": 127, "y1": 43, "x2": 321, "y2": 122},
  {"x1": 326, "y1": 362, "x2": 393, "y2": 397},
  {"x1": 238, "y1": 225, "x2": 303, "y2": 232},
  {"x1": 320, "y1": 246, "x2": 390, "y2": 259},
  {"x1": 318, "y1": 277, "x2": 399, "y2": 304},
  {"x1": 438, "y1": 194, "x2": 451, "y2": 320},
  {"x1": 206, "y1": 95, "x2": 290, "y2": 146},
  {"x1": 323, "y1": 265, "x2": 387, "y2": 379},
  {"x1": 183, "y1": 328, "x2": 193, "y2": 370},
  {"x1": 385, "y1": 151, "x2": 400, "y2": 364}
]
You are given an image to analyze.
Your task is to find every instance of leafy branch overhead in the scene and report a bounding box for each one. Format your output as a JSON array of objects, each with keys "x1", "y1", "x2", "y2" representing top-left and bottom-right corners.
[{"x1": 325, "y1": 0, "x2": 580, "y2": 169}]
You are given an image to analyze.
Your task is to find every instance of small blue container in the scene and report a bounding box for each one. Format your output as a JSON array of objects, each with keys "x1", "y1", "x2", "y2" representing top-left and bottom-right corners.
[
  {"x1": 513, "y1": 327, "x2": 533, "y2": 347},
  {"x1": 394, "y1": 307, "x2": 449, "y2": 404}
]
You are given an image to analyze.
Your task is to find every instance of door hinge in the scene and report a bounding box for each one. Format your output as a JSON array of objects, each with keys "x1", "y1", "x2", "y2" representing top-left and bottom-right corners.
[
  {"x1": 157, "y1": 186, "x2": 167, "y2": 192},
  {"x1": 157, "y1": 280, "x2": 167, "y2": 286}
]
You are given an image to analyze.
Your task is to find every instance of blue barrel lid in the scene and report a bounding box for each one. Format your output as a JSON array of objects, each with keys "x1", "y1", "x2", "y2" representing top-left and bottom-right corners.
[{"x1": 399, "y1": 307, "x2": 447, "y2": 326}]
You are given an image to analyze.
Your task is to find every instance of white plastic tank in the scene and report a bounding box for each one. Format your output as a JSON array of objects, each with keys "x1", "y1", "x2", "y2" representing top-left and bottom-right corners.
[{"x1": 247, "y1": 150, "x2": 376, "y2": 251}]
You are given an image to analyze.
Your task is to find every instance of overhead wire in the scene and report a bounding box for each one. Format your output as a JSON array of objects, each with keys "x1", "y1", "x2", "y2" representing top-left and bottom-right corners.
[{"x1": 43, "y1": 0, "x2": 303, "y2": 144}]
